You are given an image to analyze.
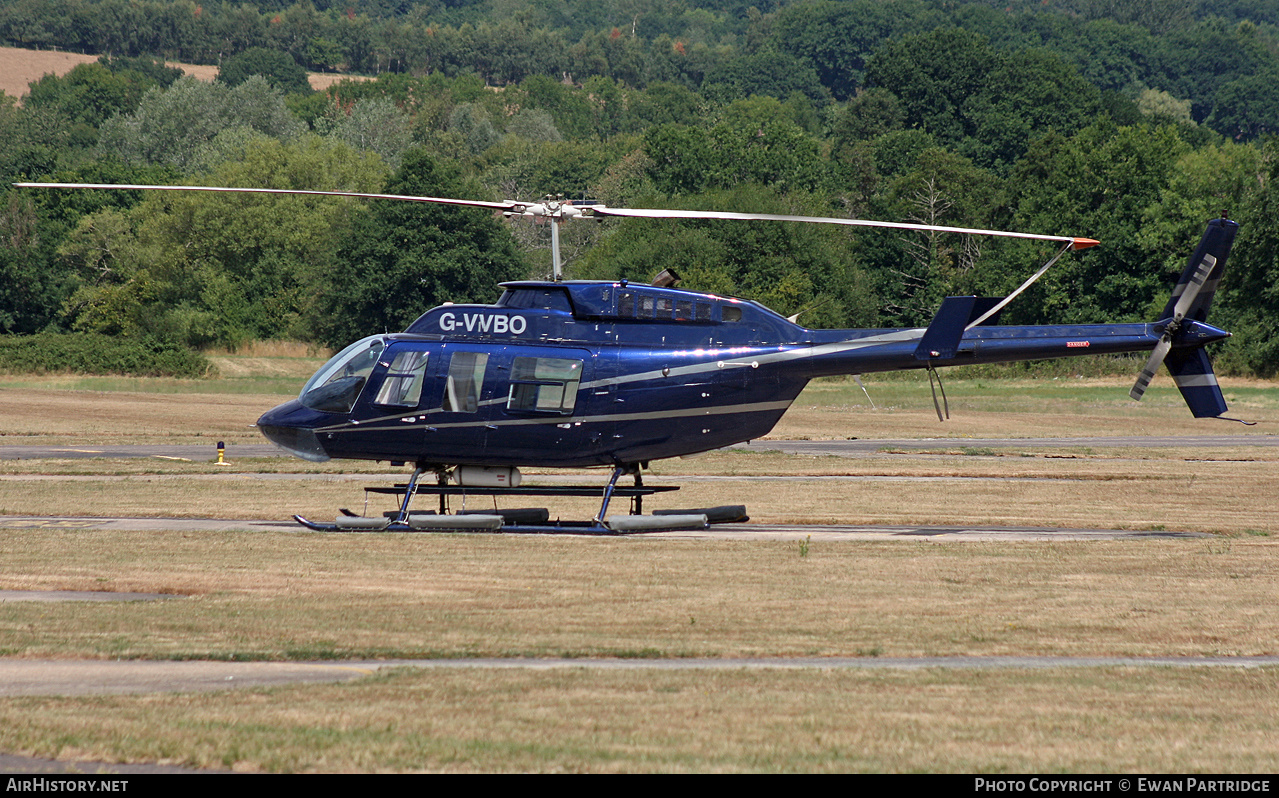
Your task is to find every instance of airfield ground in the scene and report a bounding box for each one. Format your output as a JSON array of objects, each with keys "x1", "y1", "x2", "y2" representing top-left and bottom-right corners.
[{"x1": 0, "y1": 352, "x2": 1277, "y2": 772}]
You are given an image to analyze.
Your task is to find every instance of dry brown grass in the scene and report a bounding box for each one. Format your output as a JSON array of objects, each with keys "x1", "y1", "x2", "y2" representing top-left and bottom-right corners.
[
  {"x1": 2, "y1": 530, "x2": 1276, "y2": 661},
  {"x1": 1, "y1": 368, "x2": 1277, "y2": 771},
  {"x1": 0, "y1": 45, "x2": 369, "y2": 100},
  {"x1": 203, "y1": 340, "x2": 332, "y2": 359},
  {"x1": 0, "y1": 388, "x2": 273, "y2": 444},
  {"x1": 1, "y1": 442, "x2": 1275, "y2": 533},
  {"x1": 2, "y1": 667, "x2": 1278, "y2": 772}
]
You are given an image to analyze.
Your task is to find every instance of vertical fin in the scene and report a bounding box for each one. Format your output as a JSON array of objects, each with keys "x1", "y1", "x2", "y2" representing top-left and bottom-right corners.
[
  {"x1": 1160, "y1": 218, "x2": 1238, "y2": 324},
  {"x1": 915, "y1": 296, "x2": 977, "y2": 361},
  {"x1": 1165, "y1": 348, "x2": 1228, "y2": 419}
]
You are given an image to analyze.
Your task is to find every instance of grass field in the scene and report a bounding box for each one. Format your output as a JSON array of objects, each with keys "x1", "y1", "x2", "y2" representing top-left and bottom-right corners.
[
  {"x1": 0, "y1": 45, "x2": 367, "y2": 100},
  {"x1": 1, "y1": 352, "x2": 1277, "y2": 771}
]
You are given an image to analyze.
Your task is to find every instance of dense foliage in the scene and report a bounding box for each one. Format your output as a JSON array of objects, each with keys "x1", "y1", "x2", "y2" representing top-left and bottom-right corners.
[
  {"x1": 0, "y1": 331, "x2": 210, "y2": 376},
  {"x1": 1, "y1": 0, "x2": 1277, "y2": 376}
]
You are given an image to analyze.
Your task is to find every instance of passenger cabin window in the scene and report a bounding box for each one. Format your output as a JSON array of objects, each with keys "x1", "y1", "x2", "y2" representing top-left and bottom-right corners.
[
  {"x1": 442, "y1": 352, "x2": 488, "y2": 413},
  {"x1": 507, "y1": 357, "x2": 582, "y2": 414},
  {"x1": 616, "y1": 289, "x2": 715, "y2": 322},
  {"x1": 374, "y1": 350, "x2": 428, "y2": 407},
  {"x1": 723, "y1": 305, "x2": 743, "y2": 322}
]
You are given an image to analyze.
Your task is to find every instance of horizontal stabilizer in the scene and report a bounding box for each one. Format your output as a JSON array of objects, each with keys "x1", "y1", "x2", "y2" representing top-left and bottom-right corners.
[
  {"x1": 1165, "y1": 348, "x2": 1228, "y2": 418},
  {"x1": 915, "y1": 296, "x2": 977, "y2": 360},
  {"x1": 968, "y1": 297, "x2": 1005, "y2": 327}
]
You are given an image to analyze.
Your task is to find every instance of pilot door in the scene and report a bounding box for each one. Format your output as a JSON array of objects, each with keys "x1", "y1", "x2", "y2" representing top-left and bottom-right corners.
[{"x1": 343, "y1": 342, "x2": 436, "y2": 460}]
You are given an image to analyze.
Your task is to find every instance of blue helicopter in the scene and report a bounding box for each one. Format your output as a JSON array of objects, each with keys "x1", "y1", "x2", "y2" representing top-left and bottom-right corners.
[{"x1": 17, "y1": 183, "x2": 1238, "y2": 532}]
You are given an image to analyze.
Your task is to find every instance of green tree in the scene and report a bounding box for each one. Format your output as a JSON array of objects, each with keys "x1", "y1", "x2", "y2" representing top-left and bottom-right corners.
[
  {"x1": 706, "y1": 97, "x2": 828, "y2": 193},
  {"x1": 700, "y1": 50, "x2": 830, "y2": 108},
  {"x1": 874, "y1": 148, "x2": 1001, "y2": 326},
  {"x1": 644, "y1": 123, "x2": 713, "y2": 195},
  {"x1": 577, "y1": 184, "x2": 878, "y2": 329},
  {"x1": 323, "y1": 97, "x2": 414, "y2": 170},
  {"x1": 1208, "y1": 70, "x2": 1279, "y2": 140},
  {"x1": 770, "y1": 0, "x2": 897, "y2": 101},
  {"x1": 867, "y1": 30, "x2": 1101, "y2": 169},
  {"x1": 1201, "y1": 140, "x2": 1279, "y2": 376},
  {"x1": 97, "y1": 75, "x2": 304, "y2": 171},
  {"x1": 865, "y1": 28, "x2": 998, "y2": 148},
  {"x1": 218, "y1": 46, "x2": 311, "y2": 94},
  {"x1": 1004, "y1": 122, "x2": 1190, "y2": 325},
  {"x1": 24, "y1": 63, "x2": 138, "y2": 133},
  {"x1": 61, "y1": 136, "x2": 389, "y2": 347},
  {"x1": 0, "y1": 190, "x2": 76, "y2": 333},
  {"x1": 446, "y1": 102, "x2": 500, "y2": 155},
  {"x1": 319, "y1": 149, "x2": 527, "y2": 347}
]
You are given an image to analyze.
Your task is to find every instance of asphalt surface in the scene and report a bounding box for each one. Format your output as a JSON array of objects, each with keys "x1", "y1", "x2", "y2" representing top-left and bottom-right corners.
[
  {"x1": 0, "y1": 515, "x2": 1212, "y2": 540},
  {"x1": 3, "y1": 655, "x2": 1278, "y2": 700},
  {"x1": 1, "y1": 434, "x2": 1277, "y2": 461}
]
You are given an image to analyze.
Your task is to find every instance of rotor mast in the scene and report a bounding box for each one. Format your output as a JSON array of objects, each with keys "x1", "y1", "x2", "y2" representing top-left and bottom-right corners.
[{"x1": 503, "y1": 194, "x2": 585, "y2": 281}]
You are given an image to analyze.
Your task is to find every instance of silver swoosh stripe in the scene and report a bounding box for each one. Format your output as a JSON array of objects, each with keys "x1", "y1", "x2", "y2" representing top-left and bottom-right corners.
[
  {"x1": 577, "y1": 328, "x2": 926, "y2": 392},
  {"x1": 350, "y1": 329, "x2": 924, "y2": 429},
  {"x1": 317, "y1": 400, "x2": 794, "y2": 434}
]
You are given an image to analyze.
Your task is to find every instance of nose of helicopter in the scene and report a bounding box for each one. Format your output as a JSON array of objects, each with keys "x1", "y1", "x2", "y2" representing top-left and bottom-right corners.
[{"x1": 256, "y1": 399, "x2": 332, "y2": 462}]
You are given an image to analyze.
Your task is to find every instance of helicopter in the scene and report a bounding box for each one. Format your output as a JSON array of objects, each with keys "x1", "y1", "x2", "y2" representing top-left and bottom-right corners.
[{"x1": 16, "y1": 182, "x2": 1239, "y2": 532}]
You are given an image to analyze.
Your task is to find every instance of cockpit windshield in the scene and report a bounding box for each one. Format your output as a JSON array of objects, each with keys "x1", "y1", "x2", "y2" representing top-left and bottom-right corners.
[{"x1": 299, "y1": 335, "x2": 386, "y2": 414}]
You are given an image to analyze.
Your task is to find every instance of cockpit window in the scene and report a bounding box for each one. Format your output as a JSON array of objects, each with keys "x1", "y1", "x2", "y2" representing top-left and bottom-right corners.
[{"x1": 299, "y1": 336, "x2": 385, "y2": 414}]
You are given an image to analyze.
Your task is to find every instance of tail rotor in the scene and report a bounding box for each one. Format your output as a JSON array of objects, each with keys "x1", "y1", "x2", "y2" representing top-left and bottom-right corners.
[
  {"x1": 1129, "y1": 217, "x2": 1238, "y2": 417},
  {"x1": 1129, "y1": 253, "x2": 1216, "y2": 401}
]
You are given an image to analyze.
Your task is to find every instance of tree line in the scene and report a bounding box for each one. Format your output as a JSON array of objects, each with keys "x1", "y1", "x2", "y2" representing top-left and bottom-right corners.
[{"x1": 0, "y1": 0, "x2": 1277, "y2": 377}]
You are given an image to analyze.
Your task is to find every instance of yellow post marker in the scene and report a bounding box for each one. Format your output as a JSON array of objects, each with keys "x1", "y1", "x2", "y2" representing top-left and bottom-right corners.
[{"x1": 216, "y1": 441, "x2": 228, "y2": 466}]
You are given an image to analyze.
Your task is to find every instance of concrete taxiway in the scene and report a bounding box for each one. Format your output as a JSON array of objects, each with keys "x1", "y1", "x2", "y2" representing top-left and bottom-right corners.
[
  {"x1": 0, "y1": 515, "x2": 1209, "y2": 540},
  {"x1": 1, "y1": 434, "x2": 1276, "y2": 461},
  {"x1": 4, "y1": 655, "x2": 1279, "y2": 699}
]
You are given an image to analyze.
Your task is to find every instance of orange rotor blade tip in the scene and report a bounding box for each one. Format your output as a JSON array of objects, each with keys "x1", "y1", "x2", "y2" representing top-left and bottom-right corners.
[{"x1": 1072, "y1": 237, "x2": 1100, "y2": 250}]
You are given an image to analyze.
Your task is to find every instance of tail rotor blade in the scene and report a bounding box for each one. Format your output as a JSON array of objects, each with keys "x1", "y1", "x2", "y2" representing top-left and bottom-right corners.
[
  {"x1": 1171, "y1": 254, "x2": 1216, "y2": 322},
  {"x1": 1132, "y1": 253, "x2": 1217, "y2": 402},
  {"x1": 1130, "y1": 338, "x2": 1172, "y2": 401}
]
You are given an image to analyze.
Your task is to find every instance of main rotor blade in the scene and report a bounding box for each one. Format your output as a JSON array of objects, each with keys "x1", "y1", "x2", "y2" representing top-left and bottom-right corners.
[
  {"x1": 12, "y1": 182, "x2": 521, "y2": 212},
  {"x1": 16, "y1": 182, "x2": 1097, "y2": 248},
  {"x1": 585, "y1": 206, "x2": 1099, "y2": 250}
]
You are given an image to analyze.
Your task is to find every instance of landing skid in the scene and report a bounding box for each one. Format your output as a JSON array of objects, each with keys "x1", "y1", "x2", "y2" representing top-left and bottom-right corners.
[
  {"x1": 291, "y1": 514, "x2": 717, "y2": 535},
  {"x1": 292, "y1": 464, "x2": 747, "y2": 535}
]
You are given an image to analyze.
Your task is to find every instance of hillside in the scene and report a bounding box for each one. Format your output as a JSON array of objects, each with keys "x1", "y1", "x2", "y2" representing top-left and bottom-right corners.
[{"x1": 0, "y1": 45, "x2": 359, "y2": 100}]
